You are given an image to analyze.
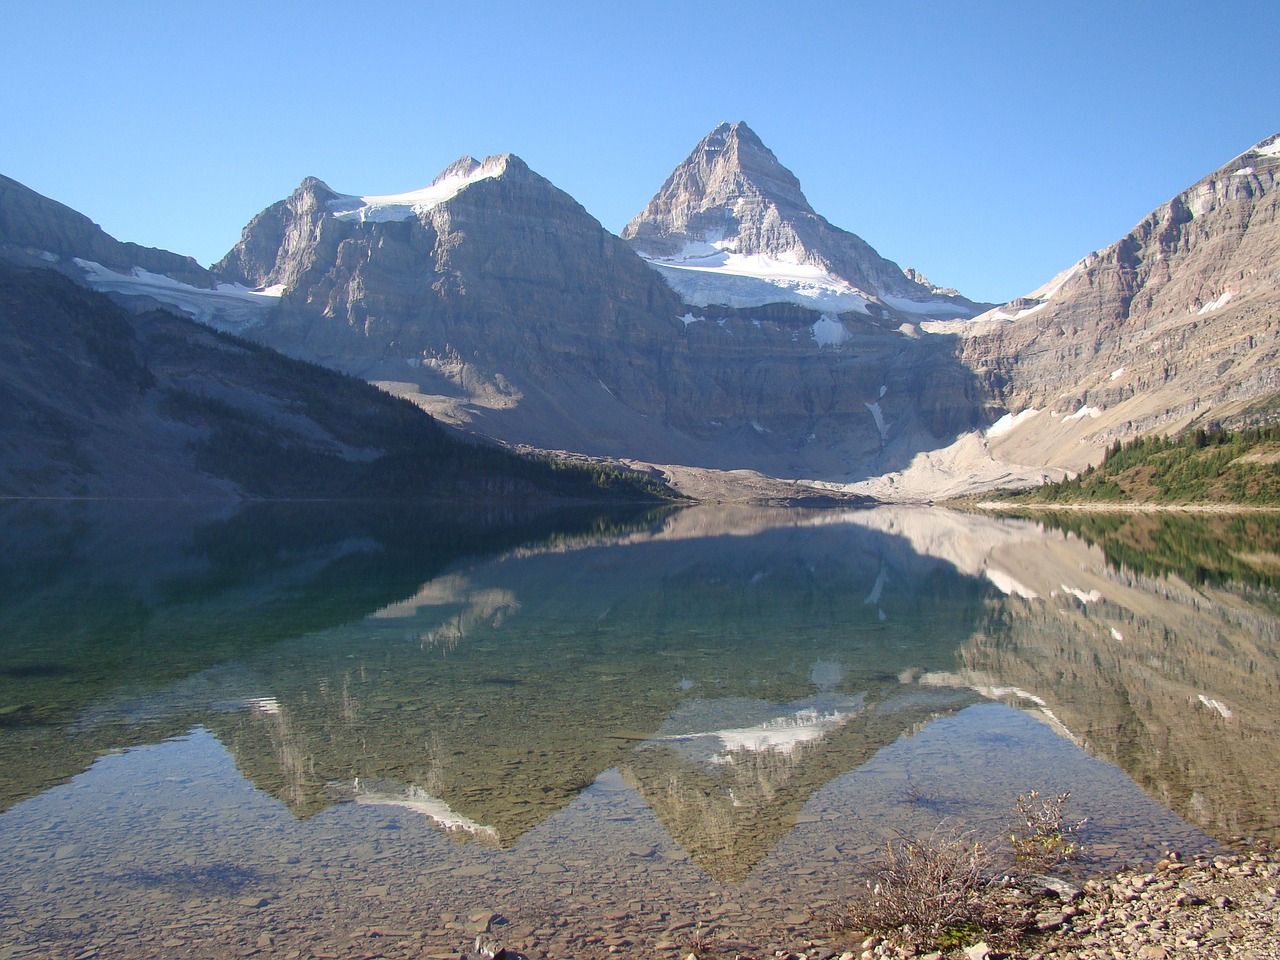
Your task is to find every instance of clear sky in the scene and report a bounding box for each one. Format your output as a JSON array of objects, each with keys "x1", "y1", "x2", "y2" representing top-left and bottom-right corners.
[{"x1": 3, "y1": 0, "x2": 1277, "y2": 304}]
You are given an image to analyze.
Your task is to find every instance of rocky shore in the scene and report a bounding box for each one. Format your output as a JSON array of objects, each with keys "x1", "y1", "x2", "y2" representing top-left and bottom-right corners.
[{"x1": 816, "y1": 846, "x2": 1280, "y2": 960}]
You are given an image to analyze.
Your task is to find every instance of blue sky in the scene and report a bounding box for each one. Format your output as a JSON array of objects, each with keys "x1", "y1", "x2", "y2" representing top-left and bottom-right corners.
[{"x1": 4, "y1": 0, "x2": 1277, "y2": 303}]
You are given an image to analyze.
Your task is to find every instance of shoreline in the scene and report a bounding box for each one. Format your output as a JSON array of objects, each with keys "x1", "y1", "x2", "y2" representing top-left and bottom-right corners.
[{"x1": 963, "y1": 500, "x2": 1280, "y2": 515}]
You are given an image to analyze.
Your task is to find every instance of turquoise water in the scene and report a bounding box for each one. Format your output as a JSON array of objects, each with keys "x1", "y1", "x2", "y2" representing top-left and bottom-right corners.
[{"x1": 1, "y1": 501, "x2": 1276, "y2": 958}]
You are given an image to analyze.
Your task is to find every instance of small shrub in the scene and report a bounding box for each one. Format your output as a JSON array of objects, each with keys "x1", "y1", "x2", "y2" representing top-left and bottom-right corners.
[
  {"x1": 836, "y1": 827, "x2": 1005, "y2": 950},
  {"x1": 1009, "y1": 790, "x2": 1087, "y2": 869}
]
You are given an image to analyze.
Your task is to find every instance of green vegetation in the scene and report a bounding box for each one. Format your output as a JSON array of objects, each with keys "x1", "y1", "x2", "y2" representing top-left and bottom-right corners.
[
  {"x1": 1029, "y1": 511, "x2": 1280, "y2": 596},
  {"x1": 1008, "y1": 424, "x2": 1280, "y2": 505}
]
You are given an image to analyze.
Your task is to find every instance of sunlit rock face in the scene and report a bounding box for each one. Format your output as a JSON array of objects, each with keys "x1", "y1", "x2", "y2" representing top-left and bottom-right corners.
[{"x1": 958, "y1": 134, "x2": 1280, "y2": 473}]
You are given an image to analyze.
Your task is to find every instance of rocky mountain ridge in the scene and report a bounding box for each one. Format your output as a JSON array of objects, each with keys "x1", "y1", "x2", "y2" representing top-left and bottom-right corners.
[
  {"x1": 188, "y1": 143, "x2": 995, "y2": 484},
  {"x1": 0, "y1": 173, "x2": 213, "y2": 287},
  {"x1": 3, "y1": 125, "x2": 1278, "y2": 498}
]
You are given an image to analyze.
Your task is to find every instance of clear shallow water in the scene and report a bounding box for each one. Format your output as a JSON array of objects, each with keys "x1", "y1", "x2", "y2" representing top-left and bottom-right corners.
[{"x1": 1, "y1": 501, "x2": 1277, "y2": 959}]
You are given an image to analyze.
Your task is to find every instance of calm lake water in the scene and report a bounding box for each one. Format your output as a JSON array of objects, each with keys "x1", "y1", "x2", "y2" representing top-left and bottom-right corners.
[{"x1": 1, "y1": 500, "x2": 1278, "y2": 959}]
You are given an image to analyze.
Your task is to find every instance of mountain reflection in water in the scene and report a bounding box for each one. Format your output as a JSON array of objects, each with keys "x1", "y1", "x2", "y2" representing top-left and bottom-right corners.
[{"x1": 1, "y1": 501, "x2": 1278, "y2": 902}]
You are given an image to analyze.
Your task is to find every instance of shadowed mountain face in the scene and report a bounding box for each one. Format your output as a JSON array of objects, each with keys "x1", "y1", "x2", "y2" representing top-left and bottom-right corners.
[
  {"x1": 0, "y1": 173, "x2": 212, "y2": 288},
  {"x1": 0, "y1": 262, "x2": 674, "y2": 501}
]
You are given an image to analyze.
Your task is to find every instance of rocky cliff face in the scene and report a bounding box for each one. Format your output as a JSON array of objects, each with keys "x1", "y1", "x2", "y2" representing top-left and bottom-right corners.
[
  {"x1": 10, "y1": 129, "x2": 1279, "y2": 496},
  {"x1": 958, "y1": 133, "x2": 1280, "y2": 472},
  {"x1": 622, "y1": 122, "x2": 985, "y2": 318}
]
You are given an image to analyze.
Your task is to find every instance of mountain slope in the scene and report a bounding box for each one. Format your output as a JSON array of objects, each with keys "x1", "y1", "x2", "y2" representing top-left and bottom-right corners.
[
  {"x1": 0, "y1": 173, "x2": 213, "y2": 287},
  {"x1": 622, "y1": 122, "x2": 985, "y2": 319},
  {"x1": 957, "y1": 133, "x2": 1280, "y2": 474},
  {"x1": 0, "y1": 263, "x2": 672, "y2": 502}
]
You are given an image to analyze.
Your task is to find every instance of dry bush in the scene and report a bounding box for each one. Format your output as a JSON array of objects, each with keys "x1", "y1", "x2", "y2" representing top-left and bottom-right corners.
[{"x1": 837, "y1": 826, "x2": 1007, "y2": 950}]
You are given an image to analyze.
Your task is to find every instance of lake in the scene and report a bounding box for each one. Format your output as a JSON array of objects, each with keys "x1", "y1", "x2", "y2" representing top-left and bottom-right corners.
[{"x1": 1, "y1": 501, "x2": 1277, "y2": 959}]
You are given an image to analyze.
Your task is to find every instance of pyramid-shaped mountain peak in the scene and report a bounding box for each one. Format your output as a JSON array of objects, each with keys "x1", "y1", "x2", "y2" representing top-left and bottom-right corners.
[{"x1": 621, "y1": 123, "x2": 979, "y2": 313}]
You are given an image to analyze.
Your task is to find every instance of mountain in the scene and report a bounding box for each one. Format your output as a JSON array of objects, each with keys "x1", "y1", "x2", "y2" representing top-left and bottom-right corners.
[
  {"x1": 196, "y1": 150, "x2": 993, "y2": 484},
  {"x1": 622, "y1": 122, "x2": 986, "y2": 320},
  {"x1": 0, "y1": 262, "x2": 672, "y2": 502},
  {"x1": 955, "y1": 133, "x2": 1280, "y2": 474},
  {"x1": 8, "y1": 128, "x2": 1276, "y2": 500},
  {"x1": 0, "y1": 173, "x2": 288, "y2": 331}
]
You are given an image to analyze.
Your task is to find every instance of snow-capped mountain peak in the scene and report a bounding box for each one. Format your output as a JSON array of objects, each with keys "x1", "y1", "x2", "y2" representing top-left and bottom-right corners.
[{"x1": 622, "y1": 122, "x2": 985, "y2": 318}]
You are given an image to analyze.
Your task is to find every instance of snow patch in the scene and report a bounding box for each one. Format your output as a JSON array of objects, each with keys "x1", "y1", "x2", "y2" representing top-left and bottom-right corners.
[
  {"x1": 986, "y1": 409, "x2": 1040, "y2": 439},
  {"x1": 879, "y1": 292, "x2": 976, "y2": 319},
  {"x1": 1110, "y1": 627, "x2": 1124, "y2": 641},
  {"x1": 864, "y1": 563, "x2": 888, "y2": 605},
  {"x1": 1233, "y1": 166, "x2": 1255, "y2": 176},
  {"x1": 1060, "y1": 584, "x2": 1103, "y2": 604},
  {"x1": 1197, "y1": 290, "x2": 1233, "y2": 314},
  {"x1": 811, "y1": 315, "x2": 850, "y2": 346},
  {"x1": 1062, "y1": 405, "x2": 1102, "y2": 422},
  {"x1": 353, "y1": 783, "x2": 500, "y2": 841},
  {"x1": 985, "y1": 568, "x2": 1038, "y2": 599},
  {"x1": 705, "y1": 708, "x2": 855, "y2": 759},
  {"x1": 864, "y1": 401, "x2": 889, "y2": 442},
  {"x1": 1110, "y1": 367, "x2": 1125, "y2": 380},
  {"x1": 642, "y1": 249, "x2": 874, "y2": 313},
  {"x1": 678, "y1": 312, "x2": 705, "y2": 326},
  {"x1": 329, "y1": 156, "x2": 507, "y2": 223},
  {"x1": 988, "y1": 685, "x2": 1048, "y2": 708},
  {"x1": 1255, "y1": 137, "x2": 1280, "y2": 158},
  {"x1": 974, "y1": 258, "x2": 1087, "y2": 323},
  {"x1": 1197, "y1": 695, "x2": 1233, "y2": 719}
]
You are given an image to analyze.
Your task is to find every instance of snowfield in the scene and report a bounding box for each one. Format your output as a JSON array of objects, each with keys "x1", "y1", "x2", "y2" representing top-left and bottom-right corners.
[
  {"x1": 328, "y1": 156, "x2": 507, "y2": 223},
  {"x1": 643, "y1": 248, "x2": 875, "y2": 313},
  {"x1": 74, "y1": 258, "x2": 282, "y2": 332}
]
